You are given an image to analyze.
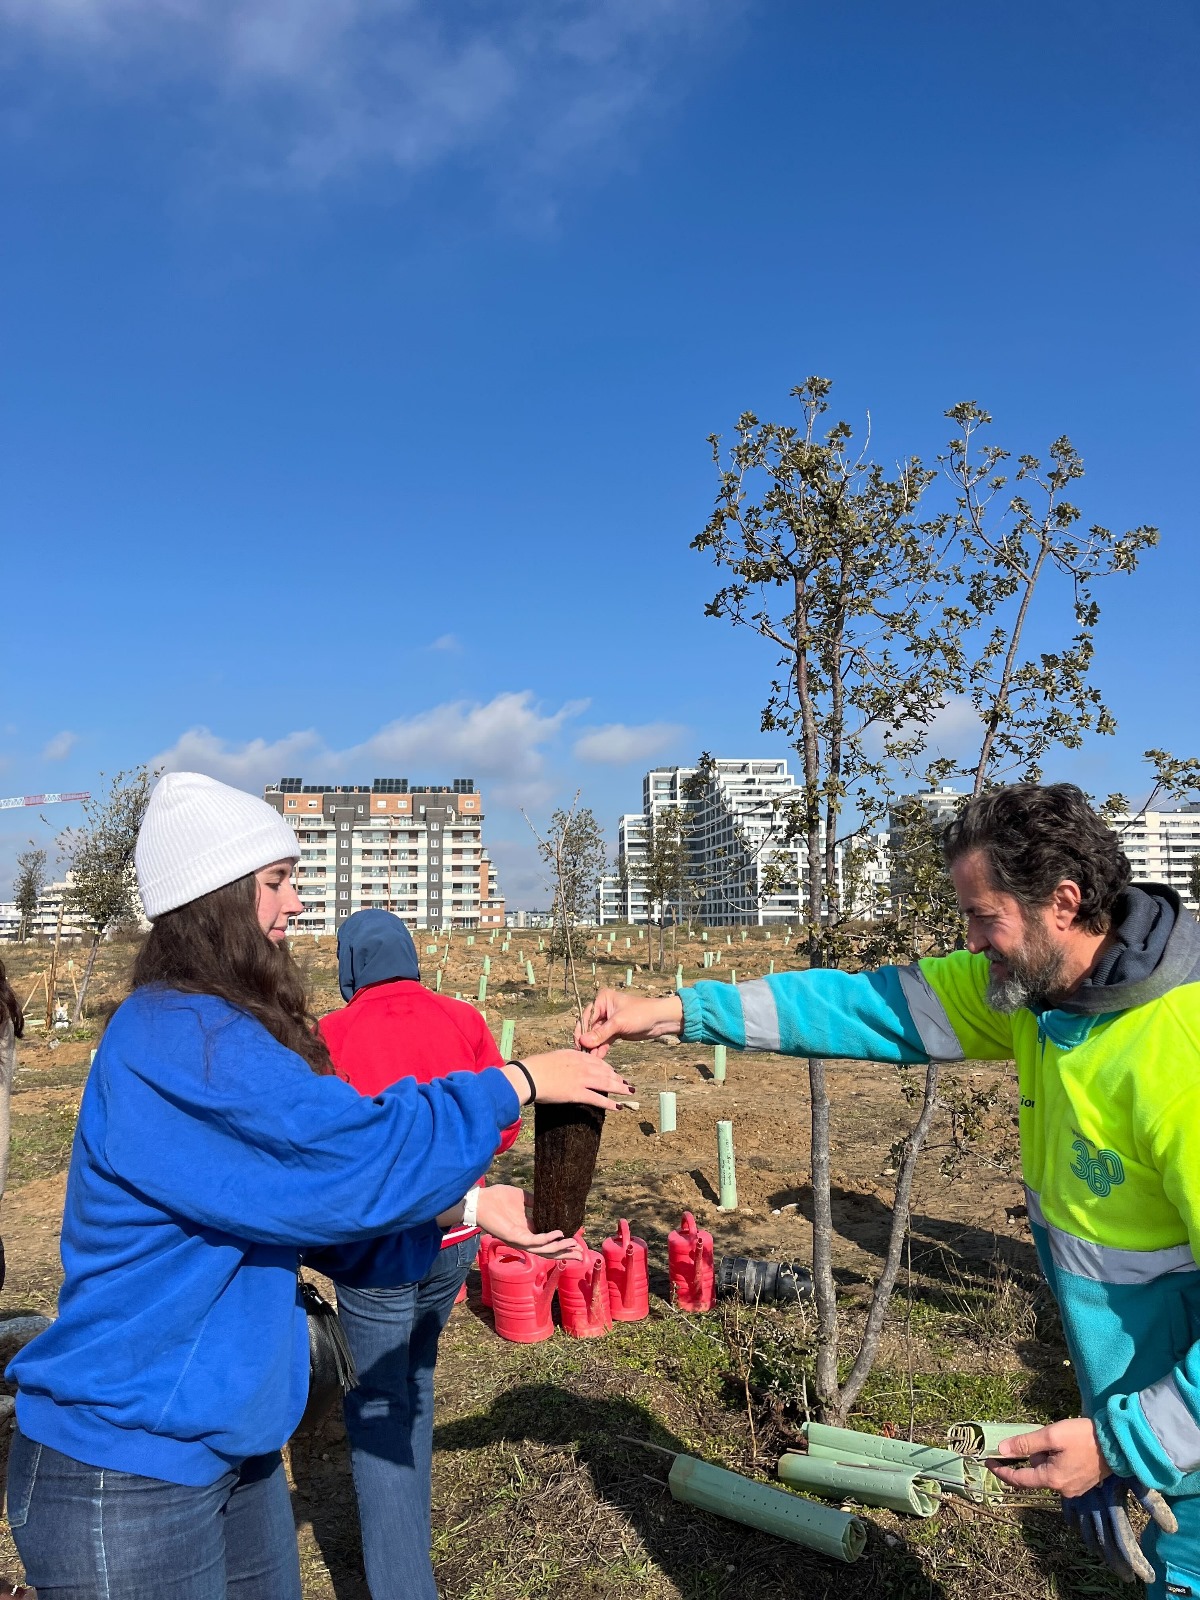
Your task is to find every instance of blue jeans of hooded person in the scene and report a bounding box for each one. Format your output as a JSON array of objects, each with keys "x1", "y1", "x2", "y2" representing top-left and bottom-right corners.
[
  {"x1": 336, "y1": 1234, "x2": 479, "y2": 1600},
  {"x1": 5, "y1": 1427, "x2": 301, "y2": 1600}
]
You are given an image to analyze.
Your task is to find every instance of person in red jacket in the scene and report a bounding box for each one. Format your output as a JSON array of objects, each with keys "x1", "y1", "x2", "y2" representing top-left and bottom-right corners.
[{"x1": 318, "y1": 911, "x2": 534, "y2": 1600}]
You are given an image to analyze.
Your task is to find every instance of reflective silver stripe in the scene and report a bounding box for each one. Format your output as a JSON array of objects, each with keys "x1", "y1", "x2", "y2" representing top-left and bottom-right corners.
[
  {"x1": 1140, "y1": 1374, "x2": 1200, "y2": 1472},
  {"x1": 1025, "y1": 1186, "x2": 1197, "y2": 1284},
  {"x1": 896, "y1": 965, "x2": 965, "y2": 1061},
  {"x1": 738, "y1": 979, "x2": 781, "y2": 1052}
]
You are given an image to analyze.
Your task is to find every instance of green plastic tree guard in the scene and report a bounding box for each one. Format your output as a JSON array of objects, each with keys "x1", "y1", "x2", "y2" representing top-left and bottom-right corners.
[
  {"x1": 800, "y1": 1423, "x2": 1004, "y2": 1505},
  {"x1": 425, "y1": 944, "x2": 439, "y2": 955},
  {"x1": 769, "y1": 959, "x2": 775, "y2": 975},
  {"x1": 713, "y1": 1045, "x2": 727, "y2": 1083},
  {"x1": 729, "y1": 968, "x2": 737, "y2": 984},
  {"x1": 717, "y1": 1120, "x2": 737, "y2": 1209},
  {"x1": 659, "y1": 1091, "x2": 677, "y2": 1133},
  {"x1": 466, "y1": 935, "x2": 475, "y2": 946},
  {"x1": 499, "y1": 1019, "x2": 515, "y2": 1058},
  {"x1": 777, "y1": 1452, "x2": 940, "y2": 1517},
  {"x1": 675, "y1": 964, "x2": 683, "y2": 987},
  {"x1": 668, "y1": 1456, "x2": 866, "y2": 1562},
  {"x1": 948, "y1": 1421, "x2": 1037, "y2": 1458},
  {"x1": 525, "y1": 960, "x2": 535, "y2": 985},
  {"x1": 477, "y1": 974, "x2": 488, "y2": 1004},
  {"x1": 434, "y1": 969, "x2": 443, "y2": 993},
  {"x1": 626, "y1": 968, "x2": 633, "y2": 987},
  {"x1": 482, "y1": 955, "x2": 491, "y2": 974}
]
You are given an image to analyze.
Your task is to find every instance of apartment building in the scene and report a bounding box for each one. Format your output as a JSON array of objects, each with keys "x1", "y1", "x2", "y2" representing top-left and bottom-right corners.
[
  {"x1": 598, "y1": 759, "x2": 881, "y2": 927},
  {"x1": 1113, "y1": 803, "x2": 1200, "y2": 909},
  {"x1": 263, "y1": 776, "x2": 505, "y2": 934}
]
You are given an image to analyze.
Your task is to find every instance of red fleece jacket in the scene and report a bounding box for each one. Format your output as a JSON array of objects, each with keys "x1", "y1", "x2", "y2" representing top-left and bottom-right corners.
[{"x1": 318, "y1": 980, "x2": 521, "y2": 1247}]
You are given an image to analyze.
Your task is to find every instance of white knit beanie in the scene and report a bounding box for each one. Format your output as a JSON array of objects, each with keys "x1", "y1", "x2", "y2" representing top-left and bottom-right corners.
[{"x1": 135, "y1": 771, "x2": 301, "y2": 920}]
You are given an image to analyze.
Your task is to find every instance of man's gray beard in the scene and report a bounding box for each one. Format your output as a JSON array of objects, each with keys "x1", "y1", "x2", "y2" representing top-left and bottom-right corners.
[{"x1": 986, "y1": 937, "x2": 1067, "y2": 1015}]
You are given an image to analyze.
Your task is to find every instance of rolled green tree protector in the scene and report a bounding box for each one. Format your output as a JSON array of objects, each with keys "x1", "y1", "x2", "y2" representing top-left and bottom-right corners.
[
  {"x1": 669, "y1": 1455, "x2": 867, "y2": 1562},
  {"x1": 803, "y1": 1423, "x2": 969, "y2": 1495},
  {"x1": 948, "y1": 1421, "x2": 1036, "y2": 1457},
  {"x1": 777, "y1": 1451, "x2": 941, "y2": 1517}
]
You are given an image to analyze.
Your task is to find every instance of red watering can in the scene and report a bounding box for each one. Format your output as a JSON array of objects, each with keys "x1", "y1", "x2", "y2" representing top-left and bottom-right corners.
[
  {"x1": 556, "y1": 1233, "x2": 612, "y2": 1339},
  {"x1": 601, "y1": 1218, "x2": 649, "y2": 1322},
  {"x1": 668, "y1": 1211, "x2": 715, "y2": 1312},
  {"x1": 488, "y1": 1246, "x2": 561, "y2": 1344},
  {"x1": 477, "y1": 1233, "x2": 497, "y2": 1307}
]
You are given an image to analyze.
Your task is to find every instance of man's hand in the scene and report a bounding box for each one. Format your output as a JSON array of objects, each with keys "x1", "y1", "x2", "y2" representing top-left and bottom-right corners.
[
  {"x1": 472, "y1": 1184, "x2": 582, "y2": 1261},
  {"x1": 576, "y1": 990, "x2": 684, "y2": 1051},
  {"x1": 988, "y1": 1418, "x2": 1111, "y2": 1498}
]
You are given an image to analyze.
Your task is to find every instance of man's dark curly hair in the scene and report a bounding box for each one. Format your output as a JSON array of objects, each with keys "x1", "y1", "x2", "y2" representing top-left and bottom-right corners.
[{"x1": 941, "y1": 783, "x2": 1132, "y2": 935}]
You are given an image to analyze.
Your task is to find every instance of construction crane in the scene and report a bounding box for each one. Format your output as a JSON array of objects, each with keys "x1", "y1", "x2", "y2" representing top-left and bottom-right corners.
[{"x1": 0, "y1": 791, "x2": 90, "y2": 812}]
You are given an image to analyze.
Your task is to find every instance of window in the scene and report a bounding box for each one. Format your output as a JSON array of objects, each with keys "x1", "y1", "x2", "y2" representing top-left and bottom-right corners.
[
  {"x1": 340, "y1": 822, "x2": 350, "y2": 832},
  {"x1": 339, "y1": 873, "x2": 349, "y2": 883}
]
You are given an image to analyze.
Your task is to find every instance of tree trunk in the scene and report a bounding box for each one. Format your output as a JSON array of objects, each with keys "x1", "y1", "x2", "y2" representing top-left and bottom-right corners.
[
  {"x1": 72, "y1": 934, "x2": 101, "y2": 1028},
  {"x1": 832, "y1": 1060, "x2": 941, "y2": 1424},
  {"x1": 808, "y1": 1055, "x2": 841, "y2": 1417}
]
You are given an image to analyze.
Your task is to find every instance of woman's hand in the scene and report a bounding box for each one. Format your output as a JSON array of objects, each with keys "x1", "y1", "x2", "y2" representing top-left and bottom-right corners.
[
  {"x1": 502, "y1": 1050, "x2": 634, "y2": 1110},
  {"x1": 988, "y1": 1418, "x2": 1111, "y2": 1498},
  {"x1": 576, "y1": 990, "x2": 684, "y2": 1050},
  {"x1": 472, "y1": 1184, "x2": 582, "y2": 1261}
]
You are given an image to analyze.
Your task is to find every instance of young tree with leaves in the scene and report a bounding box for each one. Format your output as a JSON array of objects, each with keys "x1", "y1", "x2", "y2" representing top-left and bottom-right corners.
[
  {"x1": 639, "y1": 805, "x2": 691, "y2": 971},
  {"x1": 527, "y1": 797, "x2": 606, "y2": 1014},
  {"x1": 13, "y1": 847, "x2": 47, "y2": 943},
  {"x1": 59, "y1": 767, "x2": 154, "y2": 1024},
  {"x1": 684, "y1": 380, "x2": 1160, "y2": 1424}
]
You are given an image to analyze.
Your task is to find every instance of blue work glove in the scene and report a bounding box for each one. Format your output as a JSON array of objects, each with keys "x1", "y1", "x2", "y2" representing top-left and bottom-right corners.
[{"x1": 1062, "y1": 1475, "x2": 1178, "y2": 1584}]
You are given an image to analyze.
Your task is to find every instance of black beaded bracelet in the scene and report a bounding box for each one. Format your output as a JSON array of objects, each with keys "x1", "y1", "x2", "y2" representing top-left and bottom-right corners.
[{"x1": 507, "y1": 1058, "x2": 537, "y2": 1106}]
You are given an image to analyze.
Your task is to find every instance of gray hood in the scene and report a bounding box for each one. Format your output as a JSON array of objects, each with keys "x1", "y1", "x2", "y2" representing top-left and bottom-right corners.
[{"x1": 1059, "y1": 883, "x2": 1200, "y2": 1016}]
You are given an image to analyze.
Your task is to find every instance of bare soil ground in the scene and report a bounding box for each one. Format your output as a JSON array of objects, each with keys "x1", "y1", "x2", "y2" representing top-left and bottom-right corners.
[{"x1": 0, "y1": 929, "x2": 1123, "y2": 1598}]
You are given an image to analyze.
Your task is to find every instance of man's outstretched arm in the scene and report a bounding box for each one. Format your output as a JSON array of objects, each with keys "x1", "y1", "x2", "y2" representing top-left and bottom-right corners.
[{"x1": 578, "y1": 959, "x2": 1012, "y2": 1064}]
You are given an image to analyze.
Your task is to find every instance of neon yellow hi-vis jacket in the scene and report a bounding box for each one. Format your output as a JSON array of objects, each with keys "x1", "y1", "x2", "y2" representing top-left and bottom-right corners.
[{"x1": 678, "y1": 886, "x2": 1200, "y2": 1501}]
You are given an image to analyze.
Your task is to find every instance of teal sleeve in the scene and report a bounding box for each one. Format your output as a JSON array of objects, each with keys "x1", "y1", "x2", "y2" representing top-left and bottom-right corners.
[
  {"x1": 678, "y1": 968, "x2": 930, "y2": 1063},
  {"x1": 1096, "y1": 1345, "x2": 1200, "y2": 1492}
]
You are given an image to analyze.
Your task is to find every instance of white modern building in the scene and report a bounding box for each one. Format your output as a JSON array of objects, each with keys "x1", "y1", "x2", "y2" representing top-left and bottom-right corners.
[
  {"x1": 263, "y1": 777, "x2": 505, "y2": 934},
  {"x1": 598, "y1": 759, "x2": 884, "y2": 928},
  {"x1": 1112, "y1": 804, "x2": 1200, "y2": 909}
]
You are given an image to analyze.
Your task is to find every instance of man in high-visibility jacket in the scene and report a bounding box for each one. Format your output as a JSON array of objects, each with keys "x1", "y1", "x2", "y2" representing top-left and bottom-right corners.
[{"x1": 580, "y1": 783, "x2": 1200, "y2": 1594}]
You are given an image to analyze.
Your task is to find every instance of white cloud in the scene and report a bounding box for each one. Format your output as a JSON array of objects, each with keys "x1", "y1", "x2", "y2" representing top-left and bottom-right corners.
[
  {"x1": 428, "y1": 633, "x2": 460, "y2": 653},
  {"x1": 151, "y1": 690, "x2": 588, "y2": 810},
  {"x1": 573, "y1": 720, "x2": 685, "y2": 765},
  {"x1": 41, "y1": 729, "x2": 79, "y2": 761},
  {"x1": 0, "y1": 0, "x2": 733, "y2": 192}
]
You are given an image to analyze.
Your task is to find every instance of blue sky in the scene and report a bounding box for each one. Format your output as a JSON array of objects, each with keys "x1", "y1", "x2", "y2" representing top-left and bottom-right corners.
[{"x1": 1, "y1": 0, "x2": 1196, "y2": 905}]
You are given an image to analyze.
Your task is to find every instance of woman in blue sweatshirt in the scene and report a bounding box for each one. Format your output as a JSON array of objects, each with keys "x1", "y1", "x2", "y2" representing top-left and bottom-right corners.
[{"x1": 4, "y1": 772, "x2": 629, "y2": 1600}]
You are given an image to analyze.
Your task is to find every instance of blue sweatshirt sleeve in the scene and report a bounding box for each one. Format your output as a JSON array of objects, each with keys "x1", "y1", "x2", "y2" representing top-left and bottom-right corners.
[
  {"x1": 677, "y1": 967, "x2": 933, "y2": 1063},
  {"x1": 96, "y1": 992, "x2": 520, "y2": 1249}
]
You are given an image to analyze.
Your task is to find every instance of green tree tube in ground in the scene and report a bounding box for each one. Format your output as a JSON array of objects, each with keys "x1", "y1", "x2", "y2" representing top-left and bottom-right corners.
[
  {"x1": 713, "y1": 1045, "x2": 727, "y2": 1083},
  {"x1": 668, "y1": 1456, "x2": 866, "y2": 1562},
  {"x1": 717, "y1": 1120, "x2": 737, "y2": 1209},
  {"x1": 499, "y1": 1019, "x2": 515, "y2": 1058},
  {"x1": 659, "y1": 1091, "x2": 677, "y2": 1134}
]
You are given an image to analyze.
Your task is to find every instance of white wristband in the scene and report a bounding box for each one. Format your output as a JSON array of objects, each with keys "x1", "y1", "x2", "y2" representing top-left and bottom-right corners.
[{"x1": 460, "y1": 1185, "x2": 481, "y2": 1230}]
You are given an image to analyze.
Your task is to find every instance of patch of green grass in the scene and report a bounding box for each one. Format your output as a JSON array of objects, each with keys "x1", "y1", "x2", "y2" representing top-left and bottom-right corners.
[
  {"x1": 608, "y1": 1312, "x2": 728, "y2": 1397},
  {"x1": 7, "y1": 1093, "x2": 82, "y2": 1186}
]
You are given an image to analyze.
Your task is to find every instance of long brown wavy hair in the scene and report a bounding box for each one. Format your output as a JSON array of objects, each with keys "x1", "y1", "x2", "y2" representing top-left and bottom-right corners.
[
  {"x1": 130, "y1": 874, "x2": 332, "y2": 1073},
  {"x1": 0, "y1": 956, "x2": 23, "y2": 1039}
]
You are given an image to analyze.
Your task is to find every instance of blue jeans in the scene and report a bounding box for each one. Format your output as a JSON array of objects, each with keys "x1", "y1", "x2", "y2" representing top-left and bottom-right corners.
[
  {"x1": 336, "y1": 1235, "x2": 478, "y2": 1600},
  {"x1": 5, "y1": 1427, "x2": 301, "y2": 1599}
]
